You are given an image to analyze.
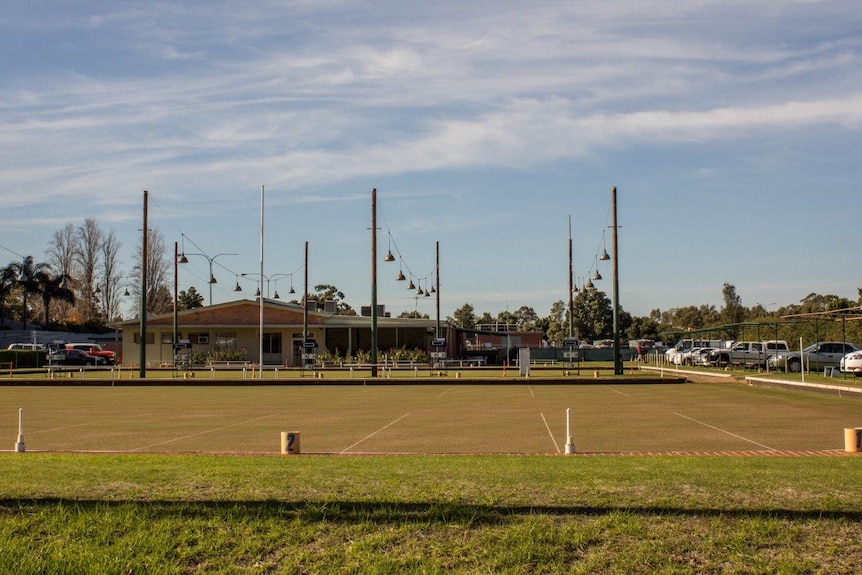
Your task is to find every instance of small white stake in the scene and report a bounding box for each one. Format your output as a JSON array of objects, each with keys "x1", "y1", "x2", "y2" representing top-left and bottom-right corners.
[
  {"x1": 564, "y1": 407, "x2": 575, "y2": 454},
  {"x1": 15, "y1": 408, "x2": 25, "y2": 453}
]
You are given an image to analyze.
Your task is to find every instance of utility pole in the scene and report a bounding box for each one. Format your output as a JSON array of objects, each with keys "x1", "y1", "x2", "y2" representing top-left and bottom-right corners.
[
  {"x1": 611, "y1": 187, "x2": 622, "y2": 375},
  {"x1": 370, "y1": 189, "x2": 378, "y2": 378}
]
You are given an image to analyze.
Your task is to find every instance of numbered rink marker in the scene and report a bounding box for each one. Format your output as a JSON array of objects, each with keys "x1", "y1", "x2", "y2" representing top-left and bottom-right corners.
[{"x1": 280, "y1": 431, "x2": 301, "y2": 455}]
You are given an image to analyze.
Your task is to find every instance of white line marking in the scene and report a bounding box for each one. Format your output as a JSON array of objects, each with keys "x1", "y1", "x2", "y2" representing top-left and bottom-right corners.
[
  {"x1": 602, "y1": 385, "x2": 631, "y2": 397},
  {"x1": 341, "y1": 413, "x2": 411, "y2": 453},
  {"x1": 540, "y1": 412, "x2": 560, "y2": 453},
  {"x1": 674, "y1": 413, "x2": 776, "y2": 450},
  {"x1": 528, "y1": 386, "x2": 535, "y2": 398},
  {"x1": 436, "y1": 386, "x2": 457, "y2": 399},
  {"x1": 129, "y1": 413, "x2": 283, "y2": 452}
]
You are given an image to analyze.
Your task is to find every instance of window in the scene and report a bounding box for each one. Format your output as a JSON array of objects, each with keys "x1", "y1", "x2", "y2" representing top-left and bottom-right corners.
[
  {"x1": 263, "y1": 333, "x2": 282, "y2": 354},
  {"x1": 215, "y1": 332, "x2": 236, "y2": 348},
  {"x1": 188, "y1": 333, "x2": 209, "y2": 344}
]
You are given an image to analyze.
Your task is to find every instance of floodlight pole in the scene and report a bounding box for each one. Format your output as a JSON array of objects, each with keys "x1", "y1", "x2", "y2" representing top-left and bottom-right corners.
[
  {"x1": 370, "y1": 189, "x2": 378, "y2": 378},
  {"x1": 611, "y1": 186, "x2": 622, "y2": 376},
  {"x1": 140, "y1": 190, "x2": 148, "y2": 379}
]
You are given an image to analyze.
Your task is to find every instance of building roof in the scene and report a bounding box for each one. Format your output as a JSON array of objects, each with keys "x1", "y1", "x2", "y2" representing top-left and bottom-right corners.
[{"x1": 112, "y1": 298, "x2": 438, "y2": 330}]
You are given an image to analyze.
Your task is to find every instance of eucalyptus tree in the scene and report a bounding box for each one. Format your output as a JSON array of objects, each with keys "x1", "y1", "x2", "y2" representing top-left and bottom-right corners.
[
  {"x1": 98, "y1": 229, "x2": 123, "y2": 320},
  {"x1": 131, "y1": 228, "x2": 172, "y2": 315},
  {"x1": 46, "y1": 223, "x2": 80, "y2": 324},
  {"x1": 75, "y1": 218, "x2": 103, "y2": 321}
]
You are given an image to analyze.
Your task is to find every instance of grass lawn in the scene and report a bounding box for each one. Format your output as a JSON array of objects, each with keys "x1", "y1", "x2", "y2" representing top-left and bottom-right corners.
[
  {"x1": 2, "y1": 382, "x2": 861, "y2": 573},
  {"x1": 1, "y1": 454, "x2": 861, "y2": 573}
]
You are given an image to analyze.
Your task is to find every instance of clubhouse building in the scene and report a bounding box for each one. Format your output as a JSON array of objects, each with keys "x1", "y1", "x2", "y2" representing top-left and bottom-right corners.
[{"x1": 114, "y1": 298, "x2": 441, "y2": 367}]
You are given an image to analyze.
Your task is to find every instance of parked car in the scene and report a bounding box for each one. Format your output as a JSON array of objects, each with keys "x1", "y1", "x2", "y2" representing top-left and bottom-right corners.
[
  {"x1": 49, "y1": 348, "x2": 105, "y2": 366},
  {"x1": 840, "y1": 350, "x2": 862, "y2": 376},
  {"x1": 65, "y1": 343, "x2": 116, "y2": 365},
  {"x1": 6, "y1": 343, "x2": 45, "y2": 351},
  {"x1": 767, "y1": 342, "x2": 862, "y2": 373}
]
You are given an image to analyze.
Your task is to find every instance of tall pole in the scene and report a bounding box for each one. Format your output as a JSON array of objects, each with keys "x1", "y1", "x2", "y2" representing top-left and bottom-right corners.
[
  {"x1": 173, "y1": 241, "x2": 179, "y2": 369},
  {"x1": 435, "y1": 241, "x2": 441, "y2": 339},
  {"x1": 611, "y1": 186, "x2": 622, "y2": 375},
  {"x1": 568, "y1": 215, "x2": 574, "y2": 339},
  {"x1": 303, "y1": 241, "x2": 309, "y2": 345},
  {"x1": 370, "y1": 188, "x2": 378, "y2": 378},
  {"x1": 259, "y1": 184, "x2": 265, "y2": 377},
  {"x1": 140, "y1": 190, "x2": 148, "y2": 379}
]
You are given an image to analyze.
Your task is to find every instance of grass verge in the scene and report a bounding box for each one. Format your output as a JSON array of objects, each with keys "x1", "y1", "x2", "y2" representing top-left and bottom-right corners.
[{"x1": 2, "y1": 454, "x2": 861, "y2": 573}]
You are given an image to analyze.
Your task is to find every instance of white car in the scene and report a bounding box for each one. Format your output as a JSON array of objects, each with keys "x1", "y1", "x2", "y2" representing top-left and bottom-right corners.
[{"x1": 840, "y1": 350, "x2": 862, "y2": 376}]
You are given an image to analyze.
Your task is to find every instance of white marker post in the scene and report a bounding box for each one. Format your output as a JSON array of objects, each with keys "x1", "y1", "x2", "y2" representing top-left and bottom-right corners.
[
  {"x1": 564, "y1": 408, "x2": 575, "y2": 454},
  {"x1": 15, "y1": 408, "x2": 25, "y2": 453}
]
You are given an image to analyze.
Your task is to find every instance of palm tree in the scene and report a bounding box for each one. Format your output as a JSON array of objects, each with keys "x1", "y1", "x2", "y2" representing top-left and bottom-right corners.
[
  {"x1": 35, "y1": 270, "x2": 76, "y2": 328},
  {"x1": 0, "y1": 264, "x2": 18, "y2": 325},
  {"x1": 11, "y1": 256, "x2": 45, "y2": 330}
]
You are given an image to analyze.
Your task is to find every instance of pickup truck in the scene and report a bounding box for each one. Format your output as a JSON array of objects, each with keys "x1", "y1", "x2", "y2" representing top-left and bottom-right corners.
[
  {"x1": 65, "y1": 343, "x2": 116, "y2": 365},
  {"x1": 767, "y1": 341, "x2": 861, "y2": 373},
  {"x1": 708, "y1": 340, "x2": 789, "y2": 369}
]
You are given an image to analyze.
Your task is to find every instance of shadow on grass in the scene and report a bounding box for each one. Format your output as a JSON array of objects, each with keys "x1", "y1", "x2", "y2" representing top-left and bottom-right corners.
[{"x1": 2, "y1": 499, "x2": 860, "y2": 524}]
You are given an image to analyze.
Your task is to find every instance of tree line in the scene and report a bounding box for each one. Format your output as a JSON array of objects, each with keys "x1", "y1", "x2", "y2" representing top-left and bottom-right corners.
[{"x1": 4, "y1": 220, "x2": 861, "y2": 346}]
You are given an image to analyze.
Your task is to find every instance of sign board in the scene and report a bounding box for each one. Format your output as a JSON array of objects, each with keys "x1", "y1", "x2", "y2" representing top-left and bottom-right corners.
[
  {"x1": 563, "y1": 351, "x2": 580, "y2": 359},
  {"x1": 431, "y1": 338, "x2": 446, "y2": 347},
  {"x1": 302, "y1": 353, "x2": 316, "y2": 360},
  {"x1": 563, "y1": 338, "x2": 578, "y2": 347},
  {"x1": 173, "y1": 342, "x2": 192, "y2": 350},
  {"x1": 302, "y1": 341, "x2": 317, "y2": 349},
  {"x1": 430, "y1": 351, "x2": 447, "y2": 359}
]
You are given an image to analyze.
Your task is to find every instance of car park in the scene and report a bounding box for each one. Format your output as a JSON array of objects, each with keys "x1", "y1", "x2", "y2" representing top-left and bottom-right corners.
[
  {"x1": 767, "y1": 341, "x2": 861, "y2": 373},
  {"x1": 840, "y1": 350, "x2": 862, "y2": 376},
  {"x1": 49, "y1": 348, "x2": 105, "y2": 366}
]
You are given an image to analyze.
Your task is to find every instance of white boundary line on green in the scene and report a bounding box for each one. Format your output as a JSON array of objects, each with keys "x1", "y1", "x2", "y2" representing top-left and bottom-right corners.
[
  {"x1": 674, "y1": 412, "x2": 776, "y2": 450},
  {"x1": 341, "y1": 413, "x2": 411, "y2": 453},
  {"x1": 129, "y1": 413, "x2": 287, "y2": 452},
  {"x1": 540, "y1": 412, "x2": 560, "y2": 453}
]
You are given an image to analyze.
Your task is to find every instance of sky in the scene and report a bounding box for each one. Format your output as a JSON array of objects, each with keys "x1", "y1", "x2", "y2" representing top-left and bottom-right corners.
[{"x1": 1, "y1": 1, "x2": 861, "y2": 321}]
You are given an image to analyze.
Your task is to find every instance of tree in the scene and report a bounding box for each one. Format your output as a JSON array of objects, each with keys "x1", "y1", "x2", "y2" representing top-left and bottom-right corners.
[
  {"x1": 720, "y1": 283, "x2": 745, "y2": 325},
  {"x1": 513, "y1": 305, "x2": 538, "y2": 330},
  {"x1": 99, "y1": 229, "x2": 123, "y2": 321},
  {"x1": 131, "y1": 228, "x2": 172, "y2": 315},
  {"x1": 451, "y1": 303, "x2": 476, "y2": 329},
  {"x1": 11, "y1": 256, "x2": 46, "y2": 330},
  {"x1": 34, "y1": 269, "x2": 75, "y2": 328},
  {"x1": 45, "y1": 223, "x2": 80, "y2": 323},
  {"x1": 178, "y1": 286, "x2": 205, "y2": 310},
  {"x1": 541, "y1": 300, "x2": 567, "y2": 344},
  {"x1": 398, "y1": 310, "x2": 429, "y2": 319},
  {"x1": 303, "y1": 284, "x2": 356, "y2": 315},
  {"x1": 75, "y1": 218, "x2": 104, "y2": 321},
  {"x1": 0, "y1": 264, "x2": 18, "y2": 325},
  {"x1": 572, "y1": 286, "x2": 613, "y2": 343}
]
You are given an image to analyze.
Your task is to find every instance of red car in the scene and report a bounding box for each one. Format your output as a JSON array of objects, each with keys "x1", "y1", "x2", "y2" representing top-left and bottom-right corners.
[{"x1": 65, "y1": 343, "x2": 116, "y2": 365}]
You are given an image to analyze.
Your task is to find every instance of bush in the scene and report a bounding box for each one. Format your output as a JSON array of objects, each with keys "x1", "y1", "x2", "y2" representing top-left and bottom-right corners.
[
  {"x1": 189, "y1": 347, "x2": 249, "y2": 366},
  {"x1": 0, "y1": 350, "x2": 47, "y2": 369}
]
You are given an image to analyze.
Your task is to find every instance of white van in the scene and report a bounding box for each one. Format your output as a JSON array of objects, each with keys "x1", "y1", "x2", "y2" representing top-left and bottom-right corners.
[{"x1": 6, "y1": 343, "x2": 45, "y2": 351}]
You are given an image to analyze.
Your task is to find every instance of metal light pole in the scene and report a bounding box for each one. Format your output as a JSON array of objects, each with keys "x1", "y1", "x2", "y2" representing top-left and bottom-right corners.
[
  {"x1": 370, "y1": 188, "x2": 378, "y2": 378},
  {"x1": 611, "y1": 186, "x2": 622, "y2": 376},
  {"x1": 140, "y1": 190, "x2": 148, "y2": 379},
  {"x1": 180, "y1": 251, "x2": 238, "y2": 306}
]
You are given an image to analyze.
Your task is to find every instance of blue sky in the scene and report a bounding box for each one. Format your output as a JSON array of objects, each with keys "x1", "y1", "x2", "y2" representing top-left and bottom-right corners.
[{"x1": 1, "y1": 1, "x2": 861, "y2": 320}]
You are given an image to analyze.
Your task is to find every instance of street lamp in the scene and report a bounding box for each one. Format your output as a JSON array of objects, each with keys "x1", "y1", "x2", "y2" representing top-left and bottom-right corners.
[
  {"x1": 178, "y1": 241, "x2": 238, "y2": 306},
  {"x1": 241, "y1": 272, "x2": 294, "y2": 299}
]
